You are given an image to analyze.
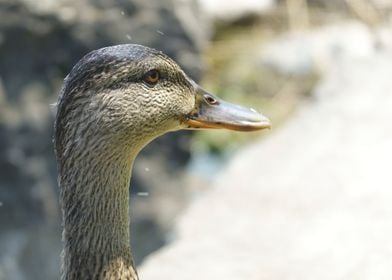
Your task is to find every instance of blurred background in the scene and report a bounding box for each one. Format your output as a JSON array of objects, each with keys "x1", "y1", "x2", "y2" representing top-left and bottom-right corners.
[{"x1": 1, "y1": 0, "x2": 392, "y2": 279}]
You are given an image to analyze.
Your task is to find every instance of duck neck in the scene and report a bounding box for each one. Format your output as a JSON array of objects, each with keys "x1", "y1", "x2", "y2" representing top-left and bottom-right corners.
[{"x1": 59, "y1": 143, "x2": 139, "y2": 280}]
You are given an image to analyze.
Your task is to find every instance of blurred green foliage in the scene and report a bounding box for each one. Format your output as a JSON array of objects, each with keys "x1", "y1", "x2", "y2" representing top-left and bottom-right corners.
[{"x1": 192, "y1": 19, "x2": 319, "y2": 155}]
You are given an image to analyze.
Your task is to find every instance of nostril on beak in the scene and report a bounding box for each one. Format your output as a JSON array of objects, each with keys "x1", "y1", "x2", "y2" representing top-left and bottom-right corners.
[{"x1": 203, "y1": 94, "x2": 218, "y2": 105}]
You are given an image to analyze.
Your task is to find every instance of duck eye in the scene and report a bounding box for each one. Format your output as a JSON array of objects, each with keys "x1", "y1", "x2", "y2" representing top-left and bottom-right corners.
[{"x1": 143, "y1": 69, "x2": 160, "y2": 86}]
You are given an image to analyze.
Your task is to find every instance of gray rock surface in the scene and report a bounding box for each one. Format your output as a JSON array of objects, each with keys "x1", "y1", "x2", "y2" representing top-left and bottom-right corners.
[
  {"x1": 140, "y1": 42, "x2": 392, "y2": 279},
  {"x1": 371, "y1": 0, "x2": 392, "y2": 8},
  {"x1": 198, "y1": 0, "x2": 276, "y2": 21},
  {"x1": 259, "y1": 21, "x2": 376, "y2": 75}
]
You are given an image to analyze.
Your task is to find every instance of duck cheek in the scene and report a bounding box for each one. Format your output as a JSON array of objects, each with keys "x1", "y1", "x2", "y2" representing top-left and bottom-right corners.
[
  {"x1": 176, "y1": 96, "x2": 196, "y2": 118},
  {"x1": 156, "y1": 116, "x2": 184, "y2": 133},
  {"x1": 169, "y1": 118, "x2": 187, "y2": 131}
]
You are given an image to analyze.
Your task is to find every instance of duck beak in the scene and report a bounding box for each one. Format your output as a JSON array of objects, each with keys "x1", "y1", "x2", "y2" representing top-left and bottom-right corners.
[{"x1": 183, "y1": 87, "x2": 271, "y2": 131}]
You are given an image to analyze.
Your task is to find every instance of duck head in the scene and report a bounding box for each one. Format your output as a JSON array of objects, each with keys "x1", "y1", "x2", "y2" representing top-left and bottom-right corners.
[{"x1": 56, "y1": 44, "x2": 270, "y2": 154}]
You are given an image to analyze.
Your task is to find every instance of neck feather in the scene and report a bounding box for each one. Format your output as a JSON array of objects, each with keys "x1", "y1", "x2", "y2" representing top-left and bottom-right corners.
[{"x1": 58, "y1": 141, "x2": 139, "y2": 280}]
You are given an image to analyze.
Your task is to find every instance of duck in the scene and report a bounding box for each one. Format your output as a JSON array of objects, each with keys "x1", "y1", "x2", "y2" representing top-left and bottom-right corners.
[{"x1": 54, "y1": 44, "x2": 271, "y2": 280}]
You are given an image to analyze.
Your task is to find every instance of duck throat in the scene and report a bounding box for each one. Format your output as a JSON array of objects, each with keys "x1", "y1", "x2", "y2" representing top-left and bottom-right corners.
[{"x1": 58, "y1": 144, "x2": 139, "y2": 280}]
